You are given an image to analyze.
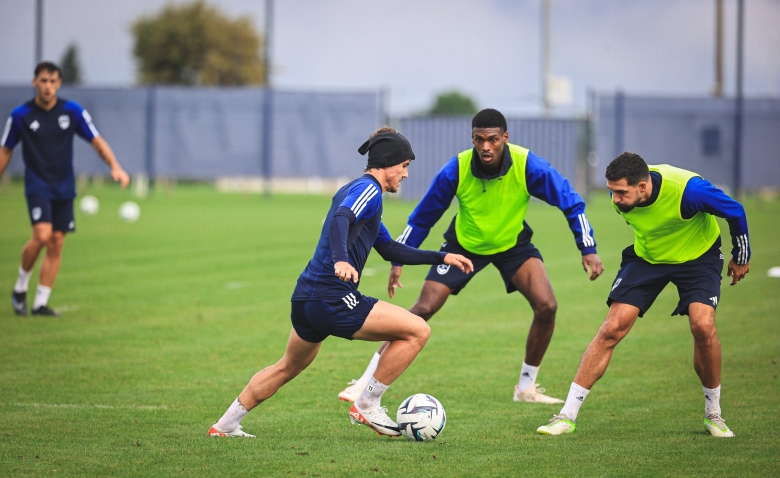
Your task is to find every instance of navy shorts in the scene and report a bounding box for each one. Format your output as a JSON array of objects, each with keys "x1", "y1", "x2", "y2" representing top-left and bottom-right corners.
[
  {"x1": 424, "y1": 238, "x2": 543, "y2": 295},
  {"x1": 607, "y1": 242, "x2": 724, "y2": 317},
  {"x1": 290, "y1": 291, "x2": 379, "y2": 343},
  {"x1": 26, "y1": 196, "x2": 75, "y2": 233}
]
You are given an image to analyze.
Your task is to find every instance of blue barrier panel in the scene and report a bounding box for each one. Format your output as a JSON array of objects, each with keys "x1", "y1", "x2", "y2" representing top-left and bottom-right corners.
[{"x1": 594, "y1": 94, "x2": 780, "y2": 189}]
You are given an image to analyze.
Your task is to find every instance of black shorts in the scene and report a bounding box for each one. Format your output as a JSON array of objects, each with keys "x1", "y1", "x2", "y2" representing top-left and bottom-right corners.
[
  {"x1": 290, "y1": 291, "x2": 379, "y2": 343},
  {"x1": 607, "y1": 241, "x2": 724, "y2": 317},
  {"x1": 26, "y1": 196, "x2": 75, "y2": 233},
  {"x1": 424, "y1": 238, "x2": 543, "y2": 295}
]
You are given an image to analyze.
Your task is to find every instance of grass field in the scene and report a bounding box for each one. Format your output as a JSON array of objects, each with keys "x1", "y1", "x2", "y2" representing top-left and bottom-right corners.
[{"x1": 1, "y1": 180, "x2": 779, "y2": 477}]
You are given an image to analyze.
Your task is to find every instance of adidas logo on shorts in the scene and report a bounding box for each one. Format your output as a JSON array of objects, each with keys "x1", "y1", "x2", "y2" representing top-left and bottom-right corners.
[{"x1": 342, "y1": 293, "x2": 359, "y2": 310}]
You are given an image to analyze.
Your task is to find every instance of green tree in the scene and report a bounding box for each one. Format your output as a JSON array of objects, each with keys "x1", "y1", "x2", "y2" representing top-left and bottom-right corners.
[
  {"x1": 132, "y1": 1, "x2": 265, "y2": 86},
  {"x1": 429, "y1": 91, "x2": 478, "y2": 116},
  {"x1": 60, "y1": 43, "x2": 83, "y2": 85}
]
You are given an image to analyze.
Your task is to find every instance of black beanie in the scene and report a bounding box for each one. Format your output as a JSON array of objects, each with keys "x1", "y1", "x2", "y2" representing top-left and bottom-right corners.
[{"x1": 358, "y1": 132, "x2": 415, "y2": 169}]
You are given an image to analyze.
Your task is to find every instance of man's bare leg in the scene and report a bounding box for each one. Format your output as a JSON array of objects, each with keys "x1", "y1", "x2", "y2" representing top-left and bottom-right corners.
[
  {"x1": 688, "y1": 302, "x2": 732, "y2": 436},
  {"x1": 38, "y1": 230, "x2": 65, "y2": 288},
  {"x1": 537, "y1": 302, "x2": 639, "y2": 434},
  {"x1": 211, "y1": 329, "x2": 320, "y2": 436},
  {"x1": 338, "y1": 281, "x2": 449, "y2": 401}
]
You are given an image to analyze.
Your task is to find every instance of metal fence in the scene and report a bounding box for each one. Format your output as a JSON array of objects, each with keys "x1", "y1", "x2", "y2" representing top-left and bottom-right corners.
[
  {"x1": 592, "y1": 93, "x2": 780, "y2": 190},
  {"x1": 0, "y1": 86, "x2": 382, "y2": 181},
  {"x1": 398, "y1": 116, "x2": 581, "y2": 200}
]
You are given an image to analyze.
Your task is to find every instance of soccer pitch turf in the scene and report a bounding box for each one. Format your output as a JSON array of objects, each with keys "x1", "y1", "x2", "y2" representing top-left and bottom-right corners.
[{"x1": 1, "y1": 181, "x2": 778, "y2": 476}]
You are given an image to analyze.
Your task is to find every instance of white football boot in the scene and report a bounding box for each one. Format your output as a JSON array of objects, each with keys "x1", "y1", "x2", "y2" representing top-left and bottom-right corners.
[
  {"x1": 536, "y1": 414, "x2": 576, "y2": 435},
  {"x1": 338, "y1": 379, "x2": 368, "y2": 402},
  {"x1": 704, "y1": 414, "x2": 735, "y2": 437},
  {"x1": 514, "y1": 384, "x2": 564, "y2": 404},
  {"x1": 349, "y1": 403, "x2": 401, "y2": 436},
  {"x1": 208, "y1": 424, "x2": 256, "y2": 438}
]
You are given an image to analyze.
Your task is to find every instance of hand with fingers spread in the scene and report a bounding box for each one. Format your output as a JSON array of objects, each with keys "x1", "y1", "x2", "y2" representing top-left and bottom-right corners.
[
  {"x1": 334, "y1": 261, "x2": 359, "y2": 283},
  {"x1": 581, "y1": 253, "x2": 604, "y2": 281},
  {"x1": 443, "y1": 253, "x2": 474, "y2": 274},
  {"x1": 388, "y1": 265, "x2": 403, "y2": 299},
  {"x1": 727, "y1": 259, "x2": 749, "y2": 285}
]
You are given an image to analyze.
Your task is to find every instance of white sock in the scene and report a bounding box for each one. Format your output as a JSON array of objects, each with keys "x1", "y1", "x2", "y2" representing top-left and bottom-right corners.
[
  {"x1": 33, "y1": 285, "x2": 51, "y2": 309},
  {"x1": 703, "y1": 385, "x2": 722, "y2": 416},
  {"x1": 518, "y1": 362, "x2": 540, "y2": 392},
  {"x1": 14, "y1": 267, "x2": 32, "y2": 293},
  {"x1": 358, "y1": 352, "x2": 381, "y2": 384},
  {"x1": 215, "y1": 398, "x2": 249, "y2": 432},
  {"x1": 356, "y1": 376, "x2": 389, "y2": 411},
  {"x1": 559, "y1": 382, "x2": 590, "y2": 421}
]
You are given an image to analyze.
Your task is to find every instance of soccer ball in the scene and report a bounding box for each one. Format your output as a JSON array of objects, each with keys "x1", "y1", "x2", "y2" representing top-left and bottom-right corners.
[
  {"x1": 118, "y1": 201, "x2": 140, "y2": 223},
  {"x1": 396, "y1": 394, "x2": 446, "y2": 441},
  {"x1": 79, "y1": 195, "x2": 99, "y2": 215}
]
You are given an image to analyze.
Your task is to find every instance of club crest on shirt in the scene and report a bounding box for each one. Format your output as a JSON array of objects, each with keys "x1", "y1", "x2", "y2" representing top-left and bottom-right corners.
[
  {"x1": 437, "y1": 264, "x2": 450, "y2": 275},
  {"x1": 58, "y1": 115, "x2": 70, "y2": 130}
]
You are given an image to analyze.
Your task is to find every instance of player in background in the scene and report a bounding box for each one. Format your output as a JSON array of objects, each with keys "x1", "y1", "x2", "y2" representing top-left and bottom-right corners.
[
  {"x1": 208, "y1": 128, "x2": 473, "y2": 438},
  {"x1": 537, "y1": 152, "x2": 750, "y2": 438},
  {"x1": 0, "y1": 62, "x2": 129, "y2": 316},
  {"x1": 338, "y1": 109, "x2": 604, "y2": 404}
]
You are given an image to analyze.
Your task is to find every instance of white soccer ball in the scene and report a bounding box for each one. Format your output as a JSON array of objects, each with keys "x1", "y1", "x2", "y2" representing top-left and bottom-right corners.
[
  {"x1": 396, "y1": 394, "x2": 446, "y2": 441},
  {"x1": 118, "y1": 201, "x2": 140, "y2": 223},
  {"x1": 79, "y1": 195, "x2": 99, "y2": 215}
]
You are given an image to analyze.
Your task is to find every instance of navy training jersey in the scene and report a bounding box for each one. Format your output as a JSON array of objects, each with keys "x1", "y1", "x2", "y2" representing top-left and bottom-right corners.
[
  {"x1": 292, "y1": 174, "x2": 391, "y2": 301},
  {"x1": 1, "y1": 98, "x2": 99, "y2": 199}
]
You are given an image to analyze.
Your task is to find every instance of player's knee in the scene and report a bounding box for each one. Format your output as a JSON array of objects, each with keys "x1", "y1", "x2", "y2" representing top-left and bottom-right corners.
[
  {"x1": 410, "y1": 302, "x2": 438, "y2": 321},
  {"x1": 33, "y1": 229, "x2": 52, "y2": 245},
  {"x1": 690, "y1": 320, "x2": 718, "y2": 344},
  {"x1": 411, "y1": 319, "x2": 431, "y2": 347},
  {"x1": 597, "y1": 320, "x2": 625, "y2": 345},
  {"x1": 533, "y1": 298, "x2": 557, "y2": 323}
]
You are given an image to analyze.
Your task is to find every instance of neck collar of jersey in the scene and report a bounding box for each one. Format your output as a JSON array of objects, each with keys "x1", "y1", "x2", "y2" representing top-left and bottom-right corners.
[{"x1": 470, "y1": 144, "x2": 513, "y2": 180}]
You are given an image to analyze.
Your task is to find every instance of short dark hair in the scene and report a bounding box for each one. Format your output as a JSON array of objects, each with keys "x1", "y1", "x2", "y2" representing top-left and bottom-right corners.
[
  {"x1": 369, "y1": 125, "x2": 399, "y2": 138},
  {"x1": 605, "y1": 152, "x2": 650, "y2": 186},
  {"x1": 35, "y1": 62, "x2": 61, "y2": 78},
  {"x1": 472, "y1": 108, "x2": 507, "y2": 132}
]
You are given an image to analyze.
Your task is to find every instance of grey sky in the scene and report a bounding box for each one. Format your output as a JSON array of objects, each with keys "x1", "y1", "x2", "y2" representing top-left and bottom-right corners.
[{"x1": 1, "y1": 0, "x2": 778, "y2": 115}]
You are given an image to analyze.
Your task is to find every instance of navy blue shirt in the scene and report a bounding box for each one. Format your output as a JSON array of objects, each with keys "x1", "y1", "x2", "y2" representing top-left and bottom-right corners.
[
  {"x1": 292, "y1": 174, "x2": 392, "y2": 301},
  {"x1": 394, "y1": 146, "x2": 597, "y2": 259},
  {"x1": 1, "y1": 98, "x2": 99, "y2": 200}
]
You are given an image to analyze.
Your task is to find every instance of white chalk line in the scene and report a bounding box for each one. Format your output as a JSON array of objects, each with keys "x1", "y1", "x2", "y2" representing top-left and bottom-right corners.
[{"x1": 0, "y1": 402, "x2": 169, "y2": 411}]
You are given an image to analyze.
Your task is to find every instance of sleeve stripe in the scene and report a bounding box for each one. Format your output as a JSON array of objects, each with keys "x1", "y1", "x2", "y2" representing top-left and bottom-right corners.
[
  {"x1": 82, "y1": 110, "x2": 100, "y2": 138},
  {"x1": 578, "y1": 214, "x2": 595, "y2": 247},
  {"x1": 353, "y1": 187, "x2": 379, "y2": 217},
  {"x1": 396, "y1": 225, "x2": 412, "y2": 244},
  {"x1": 350, "y1": 184, "x2": 377, "y2": 214},
  {"x1": 738, "y1": 234, "x2": 749, "y2": 264},
  {"x1": 0, "y1": 117, "x2": 11, "y2": 147}
]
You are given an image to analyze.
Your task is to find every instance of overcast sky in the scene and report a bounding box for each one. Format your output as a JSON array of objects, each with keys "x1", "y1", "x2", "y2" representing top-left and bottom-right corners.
[{"x1": 0, "y1": 0, "x2": 778, "y2": 115}]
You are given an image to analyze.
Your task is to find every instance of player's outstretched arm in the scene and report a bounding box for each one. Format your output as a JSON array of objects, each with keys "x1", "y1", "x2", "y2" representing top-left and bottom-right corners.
[
  {"x1": 0, "y1": 146, "x2": 12, "y2": 177},
  {"x1": 582, "y1": 253, "x2": 605, "y2": 281},
  {"x1": 91, "y1": 137, "x2": 129, "y2": 189},
  {"x1": 727, "y1": 259, "x2": 749, "y2": 286}
]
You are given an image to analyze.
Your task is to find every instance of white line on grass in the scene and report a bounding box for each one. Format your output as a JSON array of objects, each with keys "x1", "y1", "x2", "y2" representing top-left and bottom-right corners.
[{"x1": 1, "y1": 402, "x2": 169, "y2": 410}]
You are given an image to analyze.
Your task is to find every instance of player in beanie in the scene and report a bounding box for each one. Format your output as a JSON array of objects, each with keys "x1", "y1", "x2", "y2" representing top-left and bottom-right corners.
[{"x1": 208, "y1": 127, "x2": 473, "y2": 438}]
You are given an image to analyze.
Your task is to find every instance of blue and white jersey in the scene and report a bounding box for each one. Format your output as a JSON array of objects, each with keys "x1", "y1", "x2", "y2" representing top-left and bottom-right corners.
[
  {"x1": 292, "y1": 174, "x2": 391, "y2": 301},
  {"x1": 1, "y1": 98, "x2": 99, "y2": 200},
  {"x1": 394, "y1": 148, "x2": 597, "y2": 256}
]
